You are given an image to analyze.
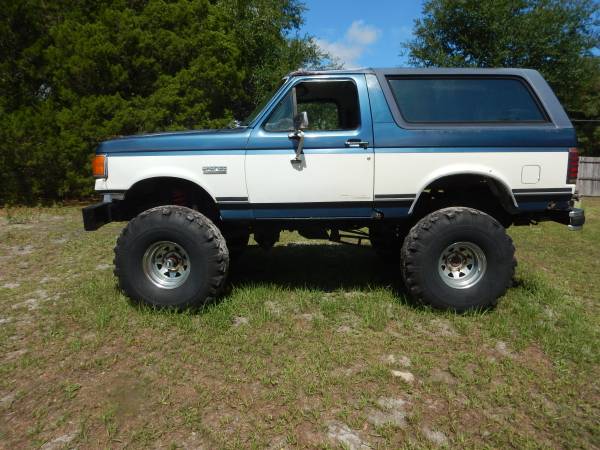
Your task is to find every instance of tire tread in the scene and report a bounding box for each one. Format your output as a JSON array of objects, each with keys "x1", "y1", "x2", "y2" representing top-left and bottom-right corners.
[
  {"x1": 113, "y1": 205, "x2": 229, "y2": 308},
  {"x1": 400, "y1": 207, "x2": 516, "y2": 311}
]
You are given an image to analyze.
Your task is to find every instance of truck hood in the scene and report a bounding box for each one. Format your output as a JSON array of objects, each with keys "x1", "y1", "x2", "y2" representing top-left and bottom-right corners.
[{"x1": 96, "y1": 128, "x2": 251, "y2": 154}]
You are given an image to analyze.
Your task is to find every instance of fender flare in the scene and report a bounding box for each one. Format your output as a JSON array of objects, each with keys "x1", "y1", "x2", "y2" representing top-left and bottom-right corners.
[
  {"x1": 408, "y1": 166, "x2": 518, "y2": 215},
  {"x1": 125, "y1": 173, "x2": 218, "y2": 205}
]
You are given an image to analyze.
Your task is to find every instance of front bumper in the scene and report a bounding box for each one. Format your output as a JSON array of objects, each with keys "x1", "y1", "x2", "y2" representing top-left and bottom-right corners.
[{"x1": 82, "y1": 201, "x2": 123, "y2": 231}]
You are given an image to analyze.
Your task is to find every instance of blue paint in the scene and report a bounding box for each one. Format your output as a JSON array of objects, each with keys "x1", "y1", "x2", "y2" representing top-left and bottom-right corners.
[
  {"x1": 94, "y1": 67, "x2": 575, "y2": 222},
  {"x1": 373, "y1": 122, "x2": 576, "y2": 149},
  {"x1": 97, "y1": 128, "x2": 251, "y2": 155},
  {"x1": 109, "y1": 149, "x2": 246, "y2": 156},
  {"x1": 252, "y1": 206, "x2": 373, "y2": 219},
  {"x1": 106, "y1": 147, "x2": 568, "y2": 157},
  {"x1": 376, "y1": 206, "x2": 411, "y2": 218},
  {"x1": 374, "y1": 147, "x2": 568, "y2": 153},
  {"x1": 220, "y1": 209, "x2": 255, "y2": 220},
  {"x1": 515, "y1": 202, "x2": 553, "y2": 212},
  {"x1": 366, "y1": 74, "x2": 395, "y2": 124},
  {"x1": 219, "y1": 199, "x2": 559, "y2": 220},
  {"x1": 246, "y1": 148, "x2": 367, "y2": 155},
  {"x1": 246, "y1": 74, "x2": 374, "y2": 153}
]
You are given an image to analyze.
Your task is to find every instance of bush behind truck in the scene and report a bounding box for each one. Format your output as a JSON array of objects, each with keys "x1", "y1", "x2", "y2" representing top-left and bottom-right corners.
[{"x1": 82, "y1": 68, "x2": 585, "y2": 312}]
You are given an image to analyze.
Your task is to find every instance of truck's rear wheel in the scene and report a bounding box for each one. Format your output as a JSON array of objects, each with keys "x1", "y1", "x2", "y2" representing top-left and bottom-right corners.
[
  {"x1": 114, "y1": 206, "x2": 229, "y2": 309},
  {"x1": 401, "y1": 207, "x2": 515, "y2": 312}
]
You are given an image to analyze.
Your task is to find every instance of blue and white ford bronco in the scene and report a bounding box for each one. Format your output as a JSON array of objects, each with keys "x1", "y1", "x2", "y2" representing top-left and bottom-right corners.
[{"x1": 83, "y1": 68, "x2": 585, "y2": 312}]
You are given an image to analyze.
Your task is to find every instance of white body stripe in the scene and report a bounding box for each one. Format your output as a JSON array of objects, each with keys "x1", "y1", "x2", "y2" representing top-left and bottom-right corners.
[
  {"x1": 96, "y1": 150, "x2": 573, "y2": 207},
  {"x1": 374, "y1": 151, "x2": 571, "y2": 209},
  {"x1": 96, "y1": 154, "x2": 246, "y2": 200},
  {"x1": 245, "y1": 152, "x2": 373, "y2": 203}
]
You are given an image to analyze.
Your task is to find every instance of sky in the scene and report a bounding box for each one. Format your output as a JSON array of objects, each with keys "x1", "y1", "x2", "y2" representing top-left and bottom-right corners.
[{"x1": 299, "y1": 0, "x2": 425, "y2": 68}]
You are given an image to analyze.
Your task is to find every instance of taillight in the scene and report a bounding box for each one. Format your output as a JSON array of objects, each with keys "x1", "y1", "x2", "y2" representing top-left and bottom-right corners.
[
  {"x1": 92, "y1": 154, "x2": 107, "y2": 179},
  {"x1": 566, "y1": 147, "x2": 579, "y2": 184}
]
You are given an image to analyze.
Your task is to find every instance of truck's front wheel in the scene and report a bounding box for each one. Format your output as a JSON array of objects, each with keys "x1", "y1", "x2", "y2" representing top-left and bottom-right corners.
[
  {"x1": 114, "y1": 206, "x2": 229, "y2": 309},
  {"x1": 401, "y1": 207, "x2": 515, "y2": 312}
]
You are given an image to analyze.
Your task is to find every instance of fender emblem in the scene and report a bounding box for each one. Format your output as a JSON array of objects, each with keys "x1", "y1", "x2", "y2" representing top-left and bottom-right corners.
[{"x1": 202, "y1": 166, "x2": 227, "y2": 175}]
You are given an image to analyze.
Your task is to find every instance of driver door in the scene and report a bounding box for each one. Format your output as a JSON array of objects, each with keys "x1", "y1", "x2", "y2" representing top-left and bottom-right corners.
[{"x1": 245, "y1": 75, "x2": 374, "y2": 219}]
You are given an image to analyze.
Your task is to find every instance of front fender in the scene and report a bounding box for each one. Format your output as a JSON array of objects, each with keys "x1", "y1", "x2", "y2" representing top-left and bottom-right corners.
[{"x1": 97, "y1": 152, "x2": 248, "y2": 202}]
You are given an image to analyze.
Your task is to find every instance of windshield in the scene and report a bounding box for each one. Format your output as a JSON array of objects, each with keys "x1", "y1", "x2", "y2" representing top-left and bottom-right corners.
[{"x1": 241, "y1": 79, "x2": 287, "y2": 126}]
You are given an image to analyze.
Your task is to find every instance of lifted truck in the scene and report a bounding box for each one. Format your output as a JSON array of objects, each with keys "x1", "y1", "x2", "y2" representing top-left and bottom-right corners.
[{"x1": 83, "y1": 68, "x2": 584, "y2": 312}]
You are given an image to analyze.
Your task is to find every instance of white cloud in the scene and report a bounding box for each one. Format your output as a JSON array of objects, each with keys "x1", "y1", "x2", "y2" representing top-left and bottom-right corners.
[
  {"x1": 346, "y1": 20, "x2": 380, "y2": 46},
  {"x1": 316, "y1": 20, "x2": 381, "y2": 68},
  {"x1": 315, "y1": 39, "x2": 364, "y2": 68}
]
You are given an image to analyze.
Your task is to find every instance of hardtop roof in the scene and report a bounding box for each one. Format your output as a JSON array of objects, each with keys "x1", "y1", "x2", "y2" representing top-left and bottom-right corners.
[{"x1": 287, "y1": 67, "x2": 540, "y2": 77}]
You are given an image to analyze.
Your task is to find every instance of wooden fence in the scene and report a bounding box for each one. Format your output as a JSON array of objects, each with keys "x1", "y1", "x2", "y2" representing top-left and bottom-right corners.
[{"x1": 578, "y1": 157, "x2": 600, "y2": 196}]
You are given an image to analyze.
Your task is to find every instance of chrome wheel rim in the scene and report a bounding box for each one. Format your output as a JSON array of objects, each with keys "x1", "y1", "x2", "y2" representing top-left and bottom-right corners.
[
  {"x1": 143, "y1": 241, "x2": 190, "y2": 289},
  {"x1": 438, "y1": 241, "x2": 487, "y2": 289}
]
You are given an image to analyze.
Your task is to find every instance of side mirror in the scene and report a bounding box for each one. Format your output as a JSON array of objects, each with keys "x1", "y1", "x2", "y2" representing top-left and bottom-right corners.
[{"x1": 294, "y1": 111, "x2": 309, "y2": 130}]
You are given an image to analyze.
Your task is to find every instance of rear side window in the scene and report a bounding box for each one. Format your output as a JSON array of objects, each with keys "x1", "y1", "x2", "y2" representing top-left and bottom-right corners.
[{"x1": 387, "y1": 77, "x2": 547, "y2": 124}]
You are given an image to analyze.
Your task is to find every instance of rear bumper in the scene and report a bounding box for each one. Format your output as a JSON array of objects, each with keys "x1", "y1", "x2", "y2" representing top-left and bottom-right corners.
[
  {"x1": 82, "y1": 201, "x2": 123, "y2": 231},
  {"x1": 538, "y1": 207, "x2": 585, "y2": 230},
  {"x1": 567, "y1": 208, "x2": 585, "y2": 231}
]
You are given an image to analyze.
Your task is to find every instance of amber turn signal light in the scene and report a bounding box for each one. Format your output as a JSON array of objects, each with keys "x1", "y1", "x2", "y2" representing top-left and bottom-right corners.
[{"x1": 92, "y1": 155, "x2": 107, "y2": 179}]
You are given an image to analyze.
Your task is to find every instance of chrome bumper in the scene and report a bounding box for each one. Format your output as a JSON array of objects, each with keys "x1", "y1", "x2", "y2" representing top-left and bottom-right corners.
[{"x1": 568, "y1": 208, "x2": 585, "y2": 231}]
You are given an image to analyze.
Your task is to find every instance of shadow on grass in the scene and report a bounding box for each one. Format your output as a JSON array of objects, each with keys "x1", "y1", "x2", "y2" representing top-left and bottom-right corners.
[
  {"x1": 227, "y1": 243, "x2": 407, "y2": 295},
  {"x1": 119, "y1": 243, "x2": 417, "y2": 315}
]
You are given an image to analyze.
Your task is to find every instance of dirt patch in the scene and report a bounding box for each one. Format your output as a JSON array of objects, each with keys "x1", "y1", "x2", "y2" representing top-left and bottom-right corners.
[
  {"x1": 495, "y1": 340, "x2": 513, "y2": 357},
  {"x1": 264, "y1": 300, "x2": 282, "y2": 315},
  {"x1": 518, "y1": 345, "x2": 553, "y2": 371},
  {"x1": 429, "y1": 368, "x2": 458, "y2": 385},
  {"x1": 367, "y1": 396, "x2": 408, "y2": 427},
  {"x1": 294, "y1": 422, "x2": 325, "y2": 447},
  {"x1": 39, "y1": 432, "x2": 77, "y2": 450},
  {"x1": 0, "y1": 393, "x2": 16, "y2": 408},
  {"x1": 430, "y1": 319, "x2": 458, "y2": 337},
  {"x1": 381, "y1": 354, "x2": 411, "y2": 367},
  {"x1": 422, "y1": 427, "x2": 448, "y2": 446},
  {"x1": 391, "y1": 370, "x2": 415, "y2": 383},
  {"x1": 11, "y1": 244, "x2": 34, "y2": 255},
  {"x1": 327, "y1": 421, "x2": 369, "y2": 450},
  {"x1": 232, "y1": 316, "x2": 249, "y2": 327}
]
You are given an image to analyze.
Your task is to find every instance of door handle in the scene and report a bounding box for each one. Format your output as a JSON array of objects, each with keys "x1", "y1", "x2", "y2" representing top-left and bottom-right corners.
[{"x1": 345, "y1": 139, "x2": 369, "y2": 148}]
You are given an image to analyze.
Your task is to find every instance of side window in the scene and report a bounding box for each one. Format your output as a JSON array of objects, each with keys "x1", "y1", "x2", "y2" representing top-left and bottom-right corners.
[
  {"x1": 387, "y1": 77, "x2": 547, "y2": 124},
  {"x1": 264, "y1": 91, "x2": 294, "y2": 132},
  {"x1": 263, "y1": 80, "x2": 360, "y2": 132},
  {"x1": 299, "y1": 102, "x2": 339, "y2": 130}
]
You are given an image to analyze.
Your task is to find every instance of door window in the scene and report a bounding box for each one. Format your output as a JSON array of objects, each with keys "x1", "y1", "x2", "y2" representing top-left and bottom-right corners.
[{"x1": 263, "y1": 80, "x2": 360, "y2": 132}]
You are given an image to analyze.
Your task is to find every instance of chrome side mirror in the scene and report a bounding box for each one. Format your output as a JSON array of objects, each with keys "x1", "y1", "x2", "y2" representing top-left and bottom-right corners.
[
  {"x1": 289, "y1": 111, "x2": 308, "y2": 163},
  {"x1": 294, "y1": 111, "x2": 309, "y2": 130}
]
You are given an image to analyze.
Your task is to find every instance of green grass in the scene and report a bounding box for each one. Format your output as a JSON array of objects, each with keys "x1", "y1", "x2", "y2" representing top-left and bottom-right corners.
[{"x1": 1, "y1": 200, "x2": 599, "y2": 449}]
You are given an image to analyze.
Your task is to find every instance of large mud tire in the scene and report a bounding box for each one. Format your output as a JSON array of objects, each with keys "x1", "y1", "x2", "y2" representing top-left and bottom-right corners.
[
  {"x1": 114, "y1": 206, "x2": 229, "y2": 309},
  {"x1": 401, "y1": 207, "x2": 515, "y2": 312}
]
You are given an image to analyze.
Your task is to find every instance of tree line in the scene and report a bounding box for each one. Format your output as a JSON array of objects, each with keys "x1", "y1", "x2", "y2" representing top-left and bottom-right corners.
[
  {"x1": 0, "y1": 0, "x2": 322, "y2": 204},
  {"x1": 406, "y1": 0, "x2": 600, "y2": 157},
  {"x1": 1, "y1": 0, "x2": 598, "y2": 204}
]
